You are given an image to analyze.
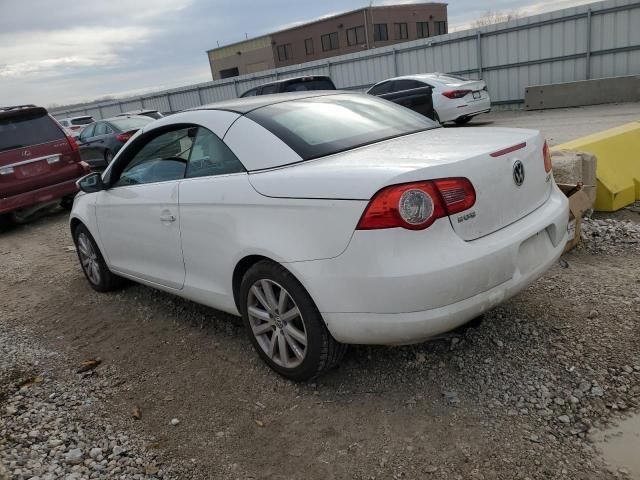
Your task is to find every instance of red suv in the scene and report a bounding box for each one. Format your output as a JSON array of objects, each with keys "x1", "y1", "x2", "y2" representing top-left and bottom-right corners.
[{"x1": 0, "y1": 105, "x2": 90, "y2": 222}]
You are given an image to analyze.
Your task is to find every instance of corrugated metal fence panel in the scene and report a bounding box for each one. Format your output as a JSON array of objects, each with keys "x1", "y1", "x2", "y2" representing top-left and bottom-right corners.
[
  {"x1": 50, "y1": 0, "x2": 640, "y2": 118},
  {"x1": 101, "y1": 104, "x2": 122, "y2": 118},
  {"x1": 170, "y1": 89, "x2": 201, "y2": 110},
  {"x1": 120, "y1": 100, "x2": 144, "y2": 111},
  {"x1": 200, "y1": 82, "x2": 237, "y2": 103},
  {"x1": 143, "y1": 95, "x2": 171, "y2": 113}
]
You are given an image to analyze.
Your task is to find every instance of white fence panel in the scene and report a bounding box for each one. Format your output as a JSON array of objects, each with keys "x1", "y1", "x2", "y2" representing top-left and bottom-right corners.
[{"x1": 51, "y1": 0, "x2": 640, "y2": 119}]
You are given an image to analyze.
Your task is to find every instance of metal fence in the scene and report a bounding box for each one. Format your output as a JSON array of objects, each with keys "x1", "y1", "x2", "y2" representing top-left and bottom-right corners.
[{"x1": 51, "y1": 0, "x2": 640, "y2": 119}]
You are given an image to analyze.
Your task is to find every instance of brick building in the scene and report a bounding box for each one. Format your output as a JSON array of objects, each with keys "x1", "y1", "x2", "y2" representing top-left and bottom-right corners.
[{"x1": 207, "y1": 2, "x2": 448, "y2": 80}]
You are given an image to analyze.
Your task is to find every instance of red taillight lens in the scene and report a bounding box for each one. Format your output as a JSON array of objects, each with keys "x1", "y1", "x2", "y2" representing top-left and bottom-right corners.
[
  {"x1": 442, "y1": 90, "x2": 472, "y2": 99},
  {"x1": 433, "y1": 178, "x2": 476, "y2": 215},
  {"x1": 116, "y1": 130, "x2": 136, "y2": 143},
  {"x1": 66, "y1": 135, "x2": 79, "y2": 152},
  {"x1": 356, "y1": 178, "x2": 476, "y2": 231},
  {"x1": 543, "y1": 140, "x2": 552, "y2": 173}
]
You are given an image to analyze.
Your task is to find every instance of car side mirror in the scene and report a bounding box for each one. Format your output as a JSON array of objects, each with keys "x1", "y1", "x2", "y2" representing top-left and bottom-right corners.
[{"x1": 77, "y1": 172, "x2": 104, "y2": 193}]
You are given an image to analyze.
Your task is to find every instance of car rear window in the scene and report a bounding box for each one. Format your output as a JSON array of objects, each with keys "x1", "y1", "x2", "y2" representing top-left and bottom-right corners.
[
  {"x1": 0, "y1": 112, "x2": 65, "y2": 153},
  {"x1": 109, "y1": 117, "x2": 153, "y2": 131},
  {"x1": 284, "y1": 79, "x2": 335, "y2": 92},
  {"x1": 246, "y1": 94, "x2": 437, "y2": 161},
  {"x1": 71, "y1": 117, "x2": 94, "y2": 126}
]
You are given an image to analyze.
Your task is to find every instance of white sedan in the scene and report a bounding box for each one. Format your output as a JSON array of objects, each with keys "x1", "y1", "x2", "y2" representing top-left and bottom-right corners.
[
  {"x1": 367, "y1": 73, "x2": 492, "y2": 124},
  {"x1": 70, "y1": 92, "x2": 569, "y2": 381}
]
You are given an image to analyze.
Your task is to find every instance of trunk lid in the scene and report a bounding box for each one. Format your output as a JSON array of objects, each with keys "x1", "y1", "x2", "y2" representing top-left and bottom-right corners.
[{"x1": 248, "y1": 127, "x2": 552, "y2": 240}]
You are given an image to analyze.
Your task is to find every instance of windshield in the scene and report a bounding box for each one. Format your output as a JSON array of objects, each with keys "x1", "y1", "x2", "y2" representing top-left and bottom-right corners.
[
  {"x1": 110, "y1": 116, "x2": 153, "y2": 131},
  {"x1": 246, "y1": 94, "x2": 437, "y2": 161}
]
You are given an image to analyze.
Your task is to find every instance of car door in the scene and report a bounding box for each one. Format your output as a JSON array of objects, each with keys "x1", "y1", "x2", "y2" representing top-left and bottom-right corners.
[
  {"x1": 77, "y1": 124, "x2": 96, "y2": 164},
  {"x1": 177, "y1": 126, "x2": 247, "y2": 307},
  {"x1": 90, "y1": 121, "x2": 111, "y2": 161},
  {"x1": 94, "y1": 126, "x2": 196, "y2": 289}
]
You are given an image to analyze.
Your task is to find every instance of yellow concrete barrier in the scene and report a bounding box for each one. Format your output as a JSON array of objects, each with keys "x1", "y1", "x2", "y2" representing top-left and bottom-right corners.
[{"x1": 553, "y1": 121, "x2": 640, "y2": 211}]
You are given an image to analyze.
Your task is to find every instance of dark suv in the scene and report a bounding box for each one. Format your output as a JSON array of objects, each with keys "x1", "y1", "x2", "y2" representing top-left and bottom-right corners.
[
  {"x1": 240, "y1": 76, "x2": 336, "y2": 97},
  {"x1": 0, "y1": 105, "x2": 90, "y2": 222}
]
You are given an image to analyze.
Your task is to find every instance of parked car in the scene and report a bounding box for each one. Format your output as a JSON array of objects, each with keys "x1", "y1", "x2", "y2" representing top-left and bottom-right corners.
[
  {"x1": 368, "y1": 73, "x2": 491, "y2": 124},
  {"x1": 240, "y1": 75, "x2": 336, "y2": 97},
  {"x1": 70, "y1": 92, "x2": 568, "y2": 381},
  {"x1": 116, "y1": 109, "x2": 164, "y2": 120},
  {"x1": 0, "y1": 105, "x2": 90, "y2": 222},
  {"x1": 368, "y1": 81, "x2": 436, "y2": 120},
  {"x1": 77, "y1": 115, "x2": 154, "y2": 167},
  {"x1": 58, "y1": 115, "x2": 95, "y2": 137}
]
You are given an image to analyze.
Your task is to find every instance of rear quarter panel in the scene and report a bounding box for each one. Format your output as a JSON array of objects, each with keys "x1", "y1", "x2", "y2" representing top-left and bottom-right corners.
[{"x1": 177, "y1": 174, "x2": 366, "y2": 313}]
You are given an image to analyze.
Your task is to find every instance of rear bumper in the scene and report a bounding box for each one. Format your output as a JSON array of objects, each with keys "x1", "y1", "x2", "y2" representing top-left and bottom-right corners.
[
  {"x1": 0, "y1": 176, "x2": 85, "y2": 214},
  {"x1": 438, "y1": 97, "x2": 492, "y2": 122},
  {"x1": 285, "y1": 183, "x2": 569, "y2": 345}
]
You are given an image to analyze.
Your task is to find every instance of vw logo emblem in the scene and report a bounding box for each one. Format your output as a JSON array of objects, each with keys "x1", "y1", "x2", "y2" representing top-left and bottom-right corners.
[{"x1": 513, "y1": 160, "x2": 525, "y2": 186}]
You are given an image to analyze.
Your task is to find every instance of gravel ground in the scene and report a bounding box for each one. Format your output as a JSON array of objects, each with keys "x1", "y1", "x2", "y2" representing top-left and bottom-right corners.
[{"x1": 1, "y1": 201, "x2": 639, "y2": 479}]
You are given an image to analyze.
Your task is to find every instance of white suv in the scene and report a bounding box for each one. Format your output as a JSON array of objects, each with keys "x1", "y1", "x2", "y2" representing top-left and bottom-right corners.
[{"x1": 58, "y1": 116, "x2": 95, "y2": 137}]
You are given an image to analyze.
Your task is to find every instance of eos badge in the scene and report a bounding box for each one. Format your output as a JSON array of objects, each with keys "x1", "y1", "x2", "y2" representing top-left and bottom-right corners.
[{"x1": 457, "y1": 211, "x2": 476, "y2": 223}]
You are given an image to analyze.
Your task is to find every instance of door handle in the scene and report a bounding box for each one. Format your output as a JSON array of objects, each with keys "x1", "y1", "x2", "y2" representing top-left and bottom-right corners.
[{"x1": 160, "y1": 213, "x2": 176, "y2": 223}]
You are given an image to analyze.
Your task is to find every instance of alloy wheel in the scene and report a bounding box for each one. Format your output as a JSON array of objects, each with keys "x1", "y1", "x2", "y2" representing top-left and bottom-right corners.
[
  {"x1": 77, "y1": 232, "x2": 101, "y2": 285},
  {"x1": 247, "y1": 279, "x2": 308, "y2": 369}
]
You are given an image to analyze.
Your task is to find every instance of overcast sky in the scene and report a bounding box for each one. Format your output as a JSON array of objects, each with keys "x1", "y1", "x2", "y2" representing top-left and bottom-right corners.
[{"x1": 0, "y1": 0, "x2": 596, "y2": 108}]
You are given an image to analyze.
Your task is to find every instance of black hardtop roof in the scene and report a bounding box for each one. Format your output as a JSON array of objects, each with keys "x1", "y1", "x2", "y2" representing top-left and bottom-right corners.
[{"x1": 192, "y1": 90, "x2": 348, "y2": 114}]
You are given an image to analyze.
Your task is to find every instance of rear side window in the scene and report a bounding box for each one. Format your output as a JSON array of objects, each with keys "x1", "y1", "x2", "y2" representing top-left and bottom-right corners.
[
  {"x1": 261, "y1": 84, "x2": 279, "y2": 95},
  {"x1": 368, "y1": 81, "x2": 393, "y2": 95},
  {"x1": 94, "y1": 122, "x2": 108, "y2": 135},
  {"x1": 284, "y1": 79, "x2": 335, "y2": 92},
  {"x1": 246, "y1": 94, "x2": 437, "y2": 161},
  {"x1": 79, "y1": 124, "x2": 95, "y2": 140},
  {"x1": 392, "y1": 80, "x2": 425, "y2": 91},
  {"x1": 186, "y1": 128, "x2": 245, "y2": 178},
  {"x1": 241, "y1": 88, "x2": 258, "y2": 98},
  {"x1": 0, "y1": 113, "x2": 64, "y2": 152}
]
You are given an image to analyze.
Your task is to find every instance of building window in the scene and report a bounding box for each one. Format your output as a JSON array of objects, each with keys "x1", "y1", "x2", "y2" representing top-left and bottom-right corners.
[
  {"x1": 373, "y1": 23, "x2": 388, "y2": 42},
  {"x1": 305, "y1": 38, "x2": 314, "y2": 55},
  {"x1": 321, "y1": 32, "x2": 339, "y2": 51},
  {"x1": 346, "y1": 25, "x2": 366, "y2": 46},
  {"x1": 417, "y1": 21, "x2": 430, "y2": 38},
  {"x1": 435, "y1": 21, "x2": 447, "y2": 35},
  {"x1": 219, "y1": 67, "x2": 239, "y2": 79},
  {"x1": 394, "y1": 23, "x2": 408, "y2": 40},
  {"x1": 277, "y1": 43, "x2": 292, "y2": 61}
]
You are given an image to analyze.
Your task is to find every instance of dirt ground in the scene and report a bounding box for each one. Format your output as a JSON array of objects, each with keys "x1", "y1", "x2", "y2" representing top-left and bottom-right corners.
[{"x1": 1, "y1": 202, "x2": 639, "y2": 479}]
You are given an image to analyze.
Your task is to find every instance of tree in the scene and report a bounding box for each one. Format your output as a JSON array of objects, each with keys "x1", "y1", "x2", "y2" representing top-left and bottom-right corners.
[{"x1": 472, "y1": 10, "x2": 520, "y2": 28}]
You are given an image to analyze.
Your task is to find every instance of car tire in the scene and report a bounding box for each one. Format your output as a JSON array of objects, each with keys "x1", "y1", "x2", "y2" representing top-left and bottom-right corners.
[
  {"x1": 455, "y1": 116, "x2": 472, "y2": 125},
  {"x1": 72, "y1": 224, "x2": 124, "y2": 292},
  {"x1": 239, "y1": 260, "x2": 347, "y2": 381},
  {"x1": 104, "y1": 149, "x2": 114, "y2": 164}
]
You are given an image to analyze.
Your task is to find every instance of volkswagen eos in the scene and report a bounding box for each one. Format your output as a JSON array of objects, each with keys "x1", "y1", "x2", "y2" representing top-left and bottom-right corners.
[{"x1": 70, "y1": 92, "x2": 569, "y2": 380}]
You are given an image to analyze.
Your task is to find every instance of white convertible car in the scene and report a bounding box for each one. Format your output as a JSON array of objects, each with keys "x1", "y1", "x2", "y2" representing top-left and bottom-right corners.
[{"x1": 70, "y1": 92, "x2": 569, "y2": 380}]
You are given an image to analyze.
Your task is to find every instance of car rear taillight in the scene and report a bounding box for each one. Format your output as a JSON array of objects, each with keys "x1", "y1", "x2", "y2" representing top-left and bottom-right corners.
[
  {"x1": 543, "y1": 140, "x2": 552, "y2": 173},
  {"x1": 116, "y1": 130, "x2": 137, "y2": 143},
  {"x1": 442, "y1": 90, "x2": 472, "y2": 99},
  {"x1": 356, "y1": 178, "x2": 476, "y2": 231},
  {"x1": 66, "y1": 135, "x2": 79, "y2": 152}
]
